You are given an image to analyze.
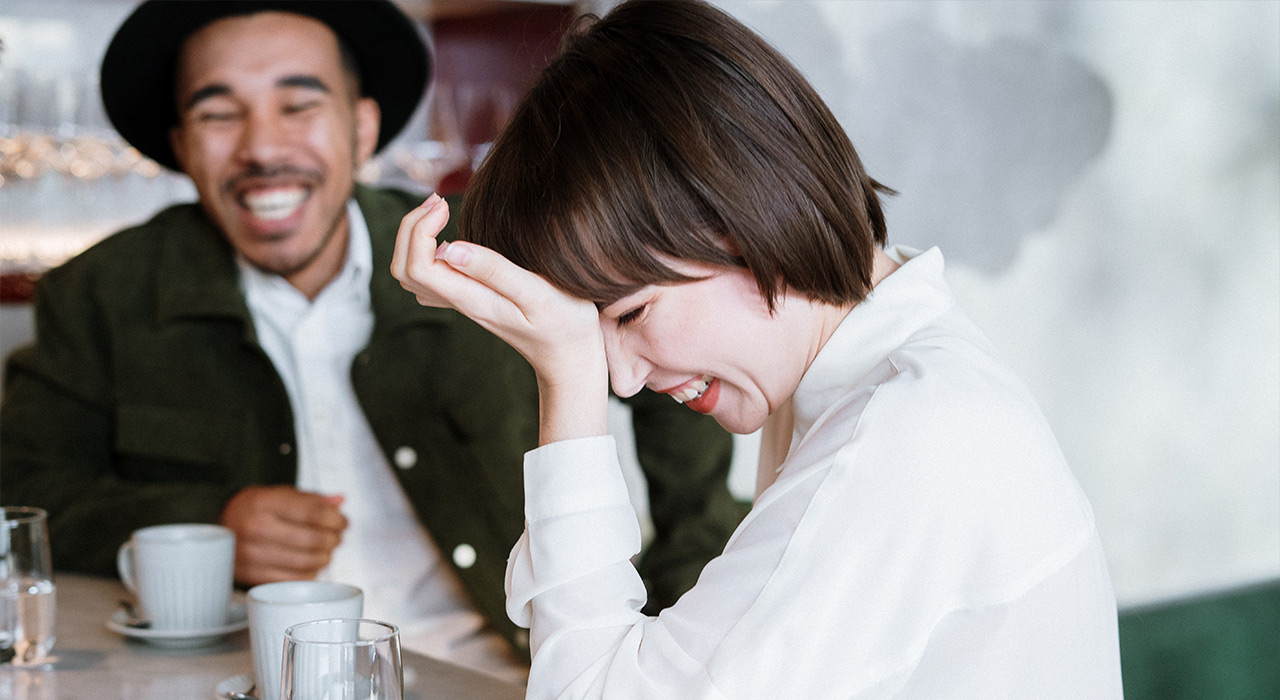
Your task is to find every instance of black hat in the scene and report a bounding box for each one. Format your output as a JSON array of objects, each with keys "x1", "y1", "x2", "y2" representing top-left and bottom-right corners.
[{"x1": 100, "y1": 0, "x2": 430, "y2": 172}]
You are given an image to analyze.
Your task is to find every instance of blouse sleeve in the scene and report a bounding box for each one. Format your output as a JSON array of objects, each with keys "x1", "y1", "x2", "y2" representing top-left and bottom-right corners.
[{"x1": 503, "y1": 433, "x2": 821, "y2": 700}]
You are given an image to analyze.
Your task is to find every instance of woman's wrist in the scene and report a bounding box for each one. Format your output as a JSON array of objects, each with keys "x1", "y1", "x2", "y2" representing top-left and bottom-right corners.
[{"x1": 536, "y1": 350, "x2": 610, "y2": 445}]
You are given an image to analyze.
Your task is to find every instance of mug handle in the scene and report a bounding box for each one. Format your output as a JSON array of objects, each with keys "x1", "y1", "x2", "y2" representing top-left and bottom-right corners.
[{"x1": 116, "y1": 540, "x2": 138, "y2": 593}]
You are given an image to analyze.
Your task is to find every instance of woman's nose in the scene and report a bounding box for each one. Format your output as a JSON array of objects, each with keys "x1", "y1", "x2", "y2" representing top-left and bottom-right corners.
[{"x1": 601, "y1": 321, "x2": 647, "y2": 398}]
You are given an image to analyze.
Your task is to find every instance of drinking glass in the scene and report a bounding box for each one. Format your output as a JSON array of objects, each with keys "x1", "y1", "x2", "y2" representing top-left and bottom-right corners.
[
  {"x1": 1, "y1": 507, "x2": 56, "y2": 666},
  {"x1": 281, "y1": 619, "x2": 401, "y2": 700}
]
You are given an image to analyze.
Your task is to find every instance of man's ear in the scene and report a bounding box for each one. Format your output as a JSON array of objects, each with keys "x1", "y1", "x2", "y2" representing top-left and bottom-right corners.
[{"x1": 354, "y1": 97, "x2": 380, "y2": 166}]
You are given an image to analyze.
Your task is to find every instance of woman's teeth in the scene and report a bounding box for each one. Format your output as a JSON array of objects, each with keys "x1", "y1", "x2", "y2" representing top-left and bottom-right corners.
[
  {"x1": 243, "y1": 188, "x2": 306, "y2": 221},
  {"x1": 671, "y1": 376, "x2": 712, "y2": 404}
]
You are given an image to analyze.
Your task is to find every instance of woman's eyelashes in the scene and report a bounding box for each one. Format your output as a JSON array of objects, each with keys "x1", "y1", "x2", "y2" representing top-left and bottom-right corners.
[{"x1": 615, "y1": 304, "x2": 647, "y2": 328}]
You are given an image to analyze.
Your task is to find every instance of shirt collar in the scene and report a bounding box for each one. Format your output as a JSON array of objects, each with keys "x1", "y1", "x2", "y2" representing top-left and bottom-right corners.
[{"x1": 791, "y1": 246, "x2": 956, "y2": 441}]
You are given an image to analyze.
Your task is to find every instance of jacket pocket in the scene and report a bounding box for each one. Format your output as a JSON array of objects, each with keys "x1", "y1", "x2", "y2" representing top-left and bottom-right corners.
[{"x1": 115, "y1": 403, "x2": 240, "y2": 470}]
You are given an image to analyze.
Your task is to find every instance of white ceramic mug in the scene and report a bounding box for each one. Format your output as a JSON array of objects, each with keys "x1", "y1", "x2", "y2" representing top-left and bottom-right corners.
[
  {"x1": 116, "y1": 523, "x2": 234, "y2": 631},
  {"x1": 248, "y1": 581, "x2": 363, "y2": 700}
]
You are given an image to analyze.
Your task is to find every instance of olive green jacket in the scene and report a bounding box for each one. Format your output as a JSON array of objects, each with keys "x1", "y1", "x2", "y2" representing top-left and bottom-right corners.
[{"x1": 0, "y1": 185, "x2": 746, "y2": 654}]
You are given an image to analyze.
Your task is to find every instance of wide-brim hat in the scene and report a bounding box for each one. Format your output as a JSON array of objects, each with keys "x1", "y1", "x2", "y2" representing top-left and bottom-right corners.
[{"x1": 100, "y1": 0, "x2": 430, "y2": 172}]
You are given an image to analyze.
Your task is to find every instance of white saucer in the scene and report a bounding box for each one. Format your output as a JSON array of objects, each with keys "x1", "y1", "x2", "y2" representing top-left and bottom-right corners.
[
  {"x1": 214, "y1": 672, "x2": 257, "y2": 699},
  {"x1": 106, "y1": 601, "x2": 248, "y2": 648}
]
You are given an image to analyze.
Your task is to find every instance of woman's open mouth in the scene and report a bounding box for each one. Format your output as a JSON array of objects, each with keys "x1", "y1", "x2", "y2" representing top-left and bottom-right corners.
[{"x1": 665, "y1": 375, "x2": 719, "y2": 414}]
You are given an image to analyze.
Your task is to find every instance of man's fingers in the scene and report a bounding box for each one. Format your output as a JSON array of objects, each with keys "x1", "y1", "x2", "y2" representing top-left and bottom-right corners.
[
  {"x1": 234, "y1": 540, "x2": 335, "y2": 585},
  {"x1": 219, "y1": 486, "x2": 348, "y2": 585},
  {"x1": 275, "y1": 492, "x2": 348, "y2": 532}
]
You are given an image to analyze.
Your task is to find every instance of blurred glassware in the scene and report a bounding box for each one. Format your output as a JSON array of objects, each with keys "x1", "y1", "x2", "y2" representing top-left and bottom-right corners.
[
  {"x1": 1, "y1": 507, "x2": 57, "y2": 666},
  {"x1": 456, "y1": 82, "x2": 519, "y2": 175},
  {"x1": 392, "y1": 81, "x2": 469, "y2": 193},
  {"x1": 0, "y1": 68, "x2": 167, "y2": 185},
  {"x1": 281, "y1": 619, "x2": 402, "y2": 700}
]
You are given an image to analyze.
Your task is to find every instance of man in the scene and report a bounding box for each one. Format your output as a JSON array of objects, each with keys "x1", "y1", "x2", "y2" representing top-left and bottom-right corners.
[{"x1": 0, "y1": 0, "x2": 744, "y2": 679}]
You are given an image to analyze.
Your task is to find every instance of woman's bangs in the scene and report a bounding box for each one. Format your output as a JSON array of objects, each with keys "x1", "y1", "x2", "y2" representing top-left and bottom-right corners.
[{"x1": 538, "y1": 209, "x2": 695, "y2": 307}]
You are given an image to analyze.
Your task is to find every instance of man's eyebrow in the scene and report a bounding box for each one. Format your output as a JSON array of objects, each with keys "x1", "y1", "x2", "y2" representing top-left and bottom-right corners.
[
  {"x1": 278, "y1": 75, "x2": 331, "y2": 93},
  {"x1": 184, "y1": 84, "x2": 230, "y2": 111},
  {"x1": 181, "y1": 75, "x2": 332, "y2": 112}
]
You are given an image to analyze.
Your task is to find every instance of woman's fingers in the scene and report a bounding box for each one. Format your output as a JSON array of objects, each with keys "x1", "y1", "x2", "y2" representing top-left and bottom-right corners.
[
  {"x1": 391, "y1": 194, "x2": 452, "y2": 306},
  {"x1": 434, "y1": 240, "x2": 547, "y2": 315},
  {"x1": 390, "y1": 194, "x2": 437, "y2": 274},
  {"x1": 390, "y1": 198, "x2": 603, "y2": 386}
]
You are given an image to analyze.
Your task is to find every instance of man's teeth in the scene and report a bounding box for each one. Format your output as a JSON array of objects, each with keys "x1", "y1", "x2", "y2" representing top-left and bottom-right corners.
[
  {"x1": 671, "y1": 376, "x2": 712, "y2": 404},
  {"x1": 243, "y1": 188, "x2": 306, "y2": 221}
]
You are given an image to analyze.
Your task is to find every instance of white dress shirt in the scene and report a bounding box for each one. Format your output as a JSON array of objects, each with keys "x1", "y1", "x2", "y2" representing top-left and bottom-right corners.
[
  {"x1": 505, "y1": 247, "x2": 1123, "y2": 699},
  {"x1": 240, "y1": 200, "x2": 524, "y2": 681}
]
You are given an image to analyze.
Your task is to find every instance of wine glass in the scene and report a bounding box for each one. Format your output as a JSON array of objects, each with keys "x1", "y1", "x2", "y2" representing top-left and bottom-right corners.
[{"x1": 393, "y1": 81, "x2": 469, "y2": 192}]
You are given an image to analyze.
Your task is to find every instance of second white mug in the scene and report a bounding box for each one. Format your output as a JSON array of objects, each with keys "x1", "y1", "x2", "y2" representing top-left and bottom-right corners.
[{"x1": 248, "y1": 580, "x2": 364, "y2": 700}]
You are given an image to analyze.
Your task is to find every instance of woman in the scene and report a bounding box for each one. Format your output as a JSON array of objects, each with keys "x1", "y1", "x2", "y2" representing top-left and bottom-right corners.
[{"x1": 392, "y1": 1, "x2": 1122, "y2": 697}]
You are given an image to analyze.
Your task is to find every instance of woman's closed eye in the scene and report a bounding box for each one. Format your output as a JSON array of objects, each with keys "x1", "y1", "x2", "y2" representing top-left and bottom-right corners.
[{"x1": 615, "y1": 304, "x2": 647, "y2": 328}]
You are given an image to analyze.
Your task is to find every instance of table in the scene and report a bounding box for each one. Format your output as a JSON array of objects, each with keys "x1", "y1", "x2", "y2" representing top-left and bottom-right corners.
[{"x1": 2, "y1": 573, "x2": 526, "y2": 700}]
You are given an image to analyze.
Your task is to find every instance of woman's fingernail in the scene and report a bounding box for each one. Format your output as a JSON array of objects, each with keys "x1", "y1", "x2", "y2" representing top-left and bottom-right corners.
[
  {"x1": 435, "y1": 241, "x2": 450, "y2": 259},
  {"x1": 422, "y1": 193, "x2": 441, "y2": 210},
  {"x1": 439, "y1": 242, "x2": 469, "y2": 266}
]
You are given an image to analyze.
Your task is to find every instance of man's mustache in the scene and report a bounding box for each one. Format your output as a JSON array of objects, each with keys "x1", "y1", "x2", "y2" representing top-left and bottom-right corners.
[{"x1": 222, "y1": 164, "x2": 324, "y2": 194}]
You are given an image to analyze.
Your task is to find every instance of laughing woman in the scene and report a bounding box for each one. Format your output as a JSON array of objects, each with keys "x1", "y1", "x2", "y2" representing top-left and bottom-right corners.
[{"x1": 392, "y1": 1, "x2": 1123, "y2": 697}]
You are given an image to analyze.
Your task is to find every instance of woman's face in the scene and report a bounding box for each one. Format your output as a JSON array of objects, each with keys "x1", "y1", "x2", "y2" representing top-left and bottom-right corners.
[{"x1": 599, "y1": 259, "x2": 825, "y2": 434}]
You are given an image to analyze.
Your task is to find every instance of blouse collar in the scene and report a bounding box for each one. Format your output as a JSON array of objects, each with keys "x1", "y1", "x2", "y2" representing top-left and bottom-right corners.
[{"x1": 790, "y1": 246, "x2": 956, "y2": 443}]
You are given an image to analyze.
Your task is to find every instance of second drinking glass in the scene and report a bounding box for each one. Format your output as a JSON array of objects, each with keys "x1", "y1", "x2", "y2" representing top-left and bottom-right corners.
[{"x1": 281, "y1": 618, "x2": 402, "y2": 700}]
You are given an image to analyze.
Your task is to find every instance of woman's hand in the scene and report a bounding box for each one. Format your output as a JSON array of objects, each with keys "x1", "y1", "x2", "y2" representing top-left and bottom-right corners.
[{"x1": 390, "y1": 195, "x2": 609, "y2": 444}]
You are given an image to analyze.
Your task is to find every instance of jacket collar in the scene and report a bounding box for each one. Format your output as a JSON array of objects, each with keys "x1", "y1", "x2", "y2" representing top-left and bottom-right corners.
[
  {"x1": 151, "y1": 185, "x2": 456, "y2": 335},
  {"x1": 357, "y1": 185, "x2": 457, "y2": 334},
  {"x1": 153, "y1": 204, "x2": 252, "y2": 326}
]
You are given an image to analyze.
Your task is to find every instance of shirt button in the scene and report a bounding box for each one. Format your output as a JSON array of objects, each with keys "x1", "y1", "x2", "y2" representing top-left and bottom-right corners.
[
  {"x1": 452, "y1": 543, "x2": 477, "y2": 569},
  {"x1": 393, "y1": 446, "x2": 417, "y2": 469},
  {"x1": 279, "y1": 442, "x2": 292, "y2": 455}
]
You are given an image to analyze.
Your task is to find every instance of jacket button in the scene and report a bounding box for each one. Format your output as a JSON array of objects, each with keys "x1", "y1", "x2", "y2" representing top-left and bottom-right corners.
[
  {"x1": 514, "y1": 629, "x2": 529, "y2": 650},
  {"x1": 393, "y1": 446, "x2": 417, "y2": 469},
  {"x1": 452, "y1": 543, "x2": 477, "y2": 569},
  {"x1": 279, "y1": 442, "x2": 292, "y2": 455}
]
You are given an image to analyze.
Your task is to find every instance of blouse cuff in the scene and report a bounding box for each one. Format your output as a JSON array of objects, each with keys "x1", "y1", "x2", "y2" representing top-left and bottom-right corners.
[{"x1": 522, "y1": 435, "x2": 632, "y2": 523}]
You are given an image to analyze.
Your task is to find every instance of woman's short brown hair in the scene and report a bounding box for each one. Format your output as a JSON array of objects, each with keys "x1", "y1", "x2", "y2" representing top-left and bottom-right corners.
[{"x1": 460, "y1": 0, "x2": 892, "y2": 309}]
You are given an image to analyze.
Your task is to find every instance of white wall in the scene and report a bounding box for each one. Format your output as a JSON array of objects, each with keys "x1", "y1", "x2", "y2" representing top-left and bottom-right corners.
[{"x1": 676, "y1": 0, "x2": 1279, "y2": 608}]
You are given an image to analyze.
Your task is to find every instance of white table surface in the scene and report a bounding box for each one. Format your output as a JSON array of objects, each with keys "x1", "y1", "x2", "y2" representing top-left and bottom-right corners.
[{"x1": 2, "y1": 572, "x2": 526, "y2": 700}]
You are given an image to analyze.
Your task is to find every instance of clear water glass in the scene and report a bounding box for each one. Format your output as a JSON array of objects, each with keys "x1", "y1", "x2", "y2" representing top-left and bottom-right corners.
[
  {"x1": 281, "y1": 619, "x2": 402, "y2": 700},
  {"x1": 1, "y1": 506, "x2": 56, "y2": 665}
]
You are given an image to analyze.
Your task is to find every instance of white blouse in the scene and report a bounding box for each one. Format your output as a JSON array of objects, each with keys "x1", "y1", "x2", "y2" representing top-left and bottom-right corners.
[{"x1": 505, "y1": 247, "x2": 1123, "y2": 699}]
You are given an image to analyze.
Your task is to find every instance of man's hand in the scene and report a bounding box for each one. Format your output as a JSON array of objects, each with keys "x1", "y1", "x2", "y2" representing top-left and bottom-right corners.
[{"x1": 218, "y1": 485, "x2": 347, "y2": 586}]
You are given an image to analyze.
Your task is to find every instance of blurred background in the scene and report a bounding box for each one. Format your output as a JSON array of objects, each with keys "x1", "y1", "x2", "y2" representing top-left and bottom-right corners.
[{"x1": 1, "y1": 1, "x2": 1276, "y2": 697}]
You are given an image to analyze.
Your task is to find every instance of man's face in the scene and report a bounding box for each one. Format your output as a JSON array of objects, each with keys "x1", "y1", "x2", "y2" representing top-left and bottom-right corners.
[{"x1": 170, "y1": 11, "x2": 379, "y2": 296}]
